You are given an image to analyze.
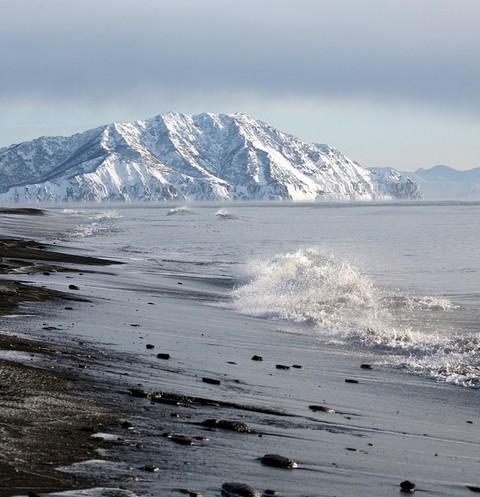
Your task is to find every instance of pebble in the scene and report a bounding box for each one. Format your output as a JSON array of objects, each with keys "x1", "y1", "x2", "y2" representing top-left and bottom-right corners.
[
  {"x1": 142, "y1": 464, "x2": 159, "y2": 472},
  {"x1": 130, "y1": 388, "x2": 149, "y2": 398},
  {"x1": 345, "y1": 378, "x2": 359, "y2": 384},
  {"x1": 221, "y1": 482, "x2": 261, "y2": 497},
  {"x1": 275, "y1": 364, "x2": 290, "y2": 370},
  {"x1": 201, "y1": 418, "x2": 254, "y2": 433},
  {"x1": 202, "y1": 377, "x2": 221, "y2": 385},
  {"x1": 260, "y1": 453, "x2": 298, "y2": 469},
  {"x1": 179, "y1": 490, "x2": 202, "y2": 497},
  {"x1": 146, "y1": 344, "x2": 155, "y2": 349},
  {"x1": 360, "y1": 363, "x2": 374, "y2": 370},
  {"x1": 218, "y1": 420, "x2": 253, "y2": 433},
  {"x1": 156, "y1": 353, "x2": 171, "y2": 360},
  {"x1": 400, "y1": 480, "x2": 416, "y2": 493},
  {"x1": 170, "y1": 436, "x2": 196, "y2": 446},
  {"x1": 68, "y1": 284, "x2": 80, "y2": 290},
  {"x1": 309, "y1": 404, "x2": 335, "y2": 413},
  {"x1": 251, "y1": 355, "x2": 263, "y2": 361}
]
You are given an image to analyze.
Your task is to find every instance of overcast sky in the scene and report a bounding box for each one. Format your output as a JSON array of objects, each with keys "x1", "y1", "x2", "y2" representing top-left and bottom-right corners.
[{"x1": 2, "y1": 0, "x2": 479, "y2": 171}]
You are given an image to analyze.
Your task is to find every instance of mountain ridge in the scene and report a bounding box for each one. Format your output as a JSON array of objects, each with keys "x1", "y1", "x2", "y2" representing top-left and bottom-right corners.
[
  {"x1": 0, "y1": 112, "x2": 422, "y2": 202},
  {"x1": 406, "y1": 164, "x2": 480, "y2": 200}
]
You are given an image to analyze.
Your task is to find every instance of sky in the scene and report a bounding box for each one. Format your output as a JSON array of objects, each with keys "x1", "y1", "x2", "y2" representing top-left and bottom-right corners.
[{"x1": 1, "y1": 0, "x2": 479, "y2": 171}]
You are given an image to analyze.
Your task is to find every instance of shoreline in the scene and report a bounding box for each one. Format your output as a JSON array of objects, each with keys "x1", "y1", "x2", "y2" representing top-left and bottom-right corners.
[
  {"x1": 1, "y1": 208, "x2": 480, "y2": 497},
  {"x1": 0, "y1": 228, "x2": 124, "y2": 496}
]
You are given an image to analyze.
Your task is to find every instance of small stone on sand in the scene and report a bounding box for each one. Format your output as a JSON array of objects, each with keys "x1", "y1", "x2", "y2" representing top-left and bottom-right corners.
[
  {"x1": 400, "y1": 480, "x2": 416, "y2": 492},
  {"x1": 260, "y1": 453, "x2": 298, "y2": 469},
  {"x1": 221, "y1": 482, "x2": 261, "y2": 497}
]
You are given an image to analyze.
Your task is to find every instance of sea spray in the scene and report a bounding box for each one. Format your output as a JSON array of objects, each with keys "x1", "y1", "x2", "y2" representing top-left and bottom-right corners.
[
  {"x1": 215, "y1": 208, "x2": 238, "y2": 220},
  {"x1": 64, "y1": 209, "x2": 123, "y2": 238},
  {"x1": 231, "y1": 247, "x2": 480, "y2": 386},
  {"x1": 231, "y1": 248, "x2": 383, "y2": 335},
  {"x1": 167, "y1": 206, "x2": 194, "y2": 216}
]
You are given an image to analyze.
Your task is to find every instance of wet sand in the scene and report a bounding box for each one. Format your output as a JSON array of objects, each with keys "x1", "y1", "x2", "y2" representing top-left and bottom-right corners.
[
  {"x1": 0, "y1": 221, "x2": 122, "y2": 496},
  {"x1": 2, "y1": 208, "x2": 480, "y2": 497}
]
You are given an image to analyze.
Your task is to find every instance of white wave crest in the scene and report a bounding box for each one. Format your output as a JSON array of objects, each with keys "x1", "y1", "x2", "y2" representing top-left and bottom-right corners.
[
  {"x1": 215, "y1": 208, "x2": 237, "y2": 220},
  {"x1": 167, "y1": 206, "x2": 194, "y2": 216},
  {"x1": 231, "y1": 248, "x2": 479, "y2": 386},
  {"x1": 232, "y1": 248, "x2": 381, "y2": 334},
  {"x1": 68, "y1": 210, "x2": 122, "y2": 238}
]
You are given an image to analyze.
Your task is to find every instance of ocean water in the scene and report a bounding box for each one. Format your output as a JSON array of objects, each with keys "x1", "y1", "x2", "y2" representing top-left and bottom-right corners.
[{"x1": 29, "y1": 200, "x2": 478, "y2": 388}]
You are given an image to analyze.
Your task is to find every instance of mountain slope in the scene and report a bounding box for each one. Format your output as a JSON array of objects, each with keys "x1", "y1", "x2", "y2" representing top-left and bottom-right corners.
[{"x1": 0, "y1": 112, "x2": 421, "y2": 202}]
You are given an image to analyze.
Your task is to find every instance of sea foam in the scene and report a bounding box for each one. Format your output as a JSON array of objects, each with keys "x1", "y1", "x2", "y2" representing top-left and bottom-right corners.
[
  {"x1": 66, "y1": 209, "x2": 122, "y2": 238},
  {"x1": 231, "y1": 248, "x2": 480, "y2": 386}
]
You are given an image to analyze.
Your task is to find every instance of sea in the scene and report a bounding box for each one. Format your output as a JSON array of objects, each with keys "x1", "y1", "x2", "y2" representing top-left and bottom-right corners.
[
  {"x1": 7, "y1": 200, "x2": 479, "y2": 387},
  {"x1": 3, "y1": 200, "x2": 480, "y2": 497}
]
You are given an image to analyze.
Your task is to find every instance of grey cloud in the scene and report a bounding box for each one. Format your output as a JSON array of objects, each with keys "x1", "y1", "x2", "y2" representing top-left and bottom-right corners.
[{"x1": 2, "y1": 0, "x2": 480, "y2": 116}]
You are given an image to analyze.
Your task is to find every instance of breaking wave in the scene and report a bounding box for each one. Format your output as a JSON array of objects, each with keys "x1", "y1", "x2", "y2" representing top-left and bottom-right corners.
[
  {"x1": 166, "y1": 206, "x2": 194, "y2": 216},
  {"x1": 64, "y1": 209, "x2": 123, "y2": 238},
  {"x1": 231, "y1": 248, "x2": 480, "y2": 387},
  {"x1": 215, "y1": 208, "x2": 238, "y2": 220}
]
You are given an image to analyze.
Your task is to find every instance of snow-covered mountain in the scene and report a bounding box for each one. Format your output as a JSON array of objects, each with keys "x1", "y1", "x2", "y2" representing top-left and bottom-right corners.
[
  {"x1": 406, "y1": 165, "x2": 480, "y2": 200},
  {"x1": 0, "y1": 112, "x2": 421, "y2": 202}
]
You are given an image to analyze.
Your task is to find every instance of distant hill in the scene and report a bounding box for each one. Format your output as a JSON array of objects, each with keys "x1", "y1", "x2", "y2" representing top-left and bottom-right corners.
[
  {"x1": 407, "y1": 165, "x2": 480, "y2": 199},
  {"x1": 0, "y1": 113, "x2": 421, "y2": 203}
]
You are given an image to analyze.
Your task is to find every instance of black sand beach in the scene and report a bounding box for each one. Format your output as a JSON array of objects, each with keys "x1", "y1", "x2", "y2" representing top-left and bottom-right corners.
[
  {"x1": 0, "y1": 209, "x2": 121, "y2": 495},
  {"x1": 1, "y1": 207, "x2": 480, "y2": 497}
]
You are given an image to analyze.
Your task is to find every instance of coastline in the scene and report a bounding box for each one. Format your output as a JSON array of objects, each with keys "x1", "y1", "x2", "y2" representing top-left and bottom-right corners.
[
  {"x1": 1, "y1": 208, "x2": 480, "y2": 497},
  {"x1": 0, "y1": 216, "x2": 123, "y2": 496}
]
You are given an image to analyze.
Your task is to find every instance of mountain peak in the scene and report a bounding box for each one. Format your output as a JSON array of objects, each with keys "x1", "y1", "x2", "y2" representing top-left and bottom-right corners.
[{"x1": 0, "y1": 112, "x2": 421, "y2": 202}]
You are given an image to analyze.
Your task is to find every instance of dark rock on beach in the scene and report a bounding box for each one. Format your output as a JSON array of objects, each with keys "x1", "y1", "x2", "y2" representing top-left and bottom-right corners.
[
  {"x1": 202, "y1": 376, "x2": 221, "y2": 385},
  {"x1": 156, "y1": 352, "x2": 171, "y2": 360},
  {"x1": 201, "y1": 419, "x2": 254, "y2": 433},
  {"x1": 179, "y1": 489, "x2": 202, "y2": 497},
  {"x1": 251, "y1": 355, "x2": 263, "y2": 361},
  {"x1": 260, "y1": 453, "x2": 298, "y2": 469},
  {"x1": 275, "y1": 364, "x2": 290, "y2": 370},
  {"x1": 309, "y1": 404, "x2": 335, "y2": 413},
  {"x1": 360, "y1": 363, "x2": 374, "y2": 370},
  {"x1": 170, "y1": 435, "x2": 196, "y2": 446},
  {"x1": 129, "y1": 387, "x2": 150, "y2": 398},
  {"x1": 222, "y1": 482, "x2": 261, "y2": 497},
  {"x1": 400, "y1": 480, "x2": 416, "y2": 492}
]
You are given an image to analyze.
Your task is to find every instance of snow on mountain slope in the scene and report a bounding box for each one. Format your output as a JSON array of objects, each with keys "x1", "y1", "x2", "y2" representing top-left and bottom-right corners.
[
  {"x1": 368, "y1": 167, "x2": 422, "y2": 200},
  {"x1": 0, "y1": 112, "x2": 421, "y2": 202},
  {"x1": 407, "y1": 165, "x2": 480, "y2": 200}
]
